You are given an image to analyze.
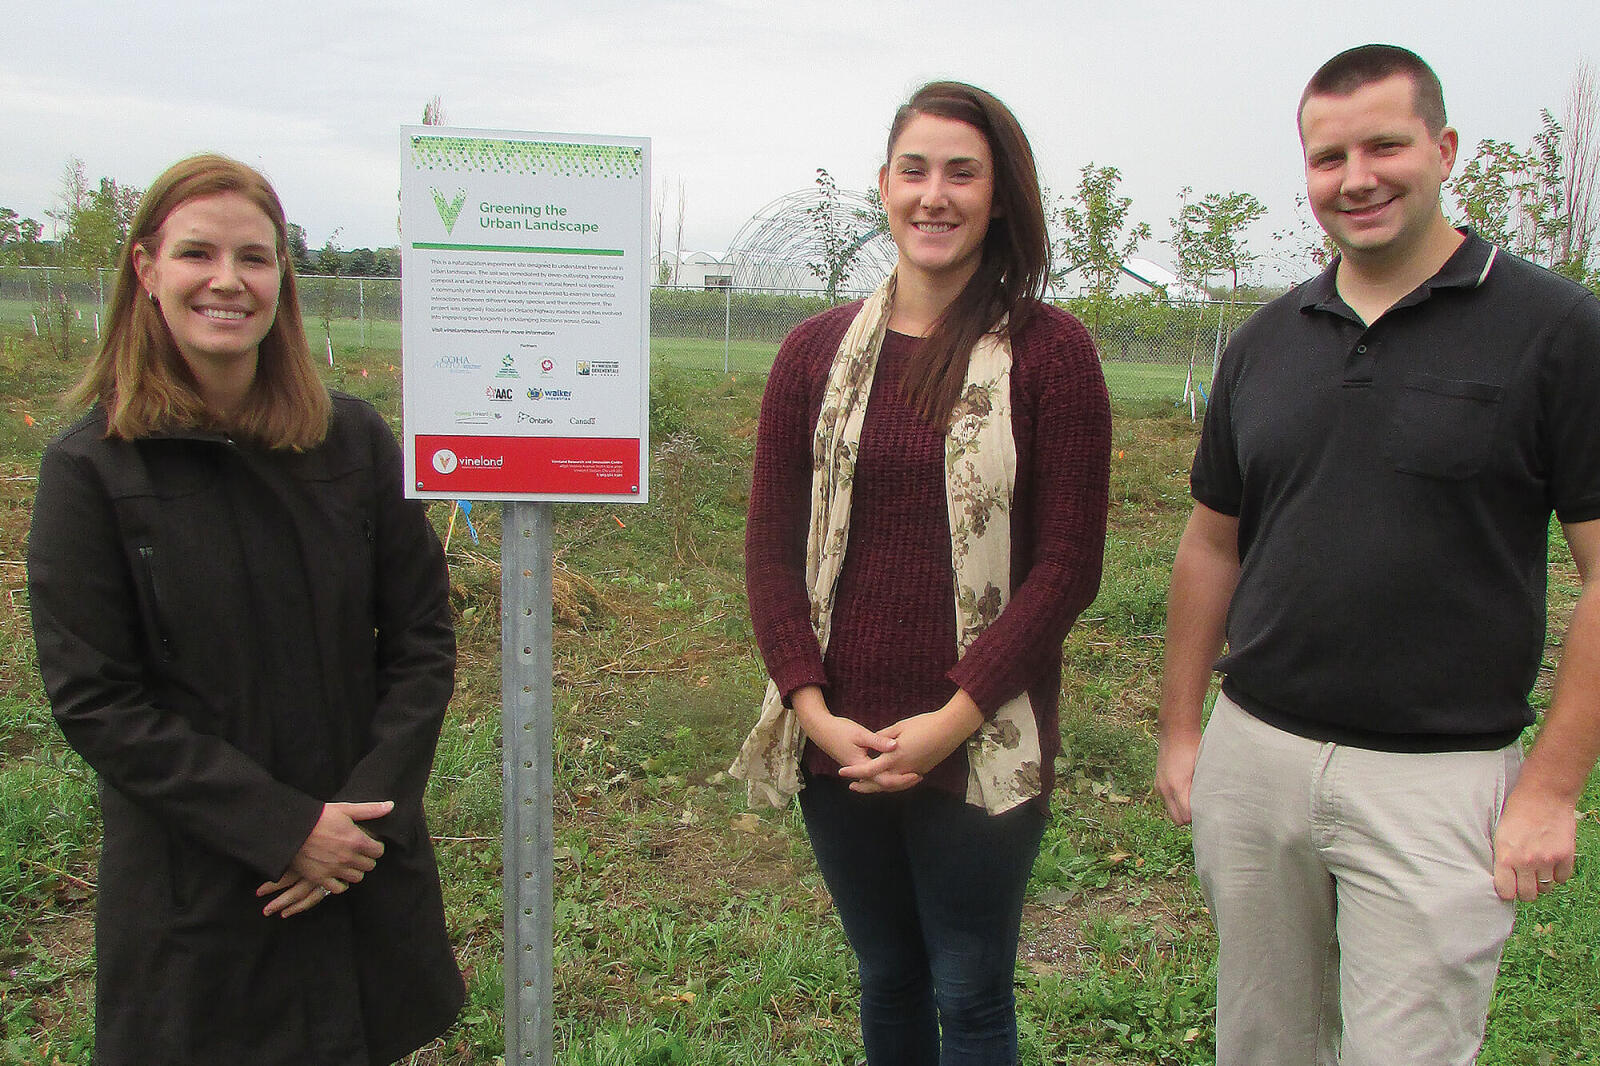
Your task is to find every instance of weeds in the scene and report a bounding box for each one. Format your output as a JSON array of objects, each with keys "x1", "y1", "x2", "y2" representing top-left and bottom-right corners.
[{"x1": 2, "y1": 326, "x2": 1596, "y2": 1063}]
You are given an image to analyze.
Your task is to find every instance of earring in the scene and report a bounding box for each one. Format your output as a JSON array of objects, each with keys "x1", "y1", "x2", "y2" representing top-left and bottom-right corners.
[{"x1": 148, "y1": 291, "x2": 159, "y2": 306}]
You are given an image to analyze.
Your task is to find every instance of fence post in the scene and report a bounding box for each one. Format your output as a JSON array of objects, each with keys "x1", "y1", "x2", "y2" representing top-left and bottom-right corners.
[
  {"x1": 359, "y1": 279, "x2": 367, "y2": 348},
  {"x1": 723, "y1": 284, "x2": 731, "y2": 373}
]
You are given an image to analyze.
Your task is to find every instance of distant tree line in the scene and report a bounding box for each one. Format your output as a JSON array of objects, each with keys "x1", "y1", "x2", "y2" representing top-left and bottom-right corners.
[
  {"x1": 285, "y1": 224, "x2": 401, "y2": 278},
  {"x1": 1, "y1": 158, "x2": 402, "y2": 279},
  {"x1": 802, "y1": 62, "x2": 1599, "y2": 309},
  {"x1": 0, "y1": 206, "x2": 49, "y2": 265},
  {"x1": 11, "y1": 62, "x2": 1597, "y2": 301}
]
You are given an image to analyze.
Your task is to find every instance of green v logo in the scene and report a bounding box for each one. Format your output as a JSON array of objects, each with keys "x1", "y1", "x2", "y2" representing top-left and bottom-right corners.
[{"x1": 431, "y1": 187, "x2": 467, "y2": 233}]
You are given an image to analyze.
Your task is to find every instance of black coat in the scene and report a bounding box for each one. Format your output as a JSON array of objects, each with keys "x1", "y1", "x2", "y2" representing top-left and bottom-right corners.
[{"x1": 28, "y1": 394, "x2": 463, "y2": 1066}]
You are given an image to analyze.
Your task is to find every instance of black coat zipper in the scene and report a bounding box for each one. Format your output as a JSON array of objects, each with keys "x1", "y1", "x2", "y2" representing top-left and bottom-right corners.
[{"x1": 136, "y1": 546, "x2": 176, "y2": 662}]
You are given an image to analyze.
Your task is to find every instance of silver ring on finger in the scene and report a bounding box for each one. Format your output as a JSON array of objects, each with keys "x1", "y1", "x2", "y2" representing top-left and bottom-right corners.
[{"x1": 319, "y1": 885, "x2": 331, "y2": 899}]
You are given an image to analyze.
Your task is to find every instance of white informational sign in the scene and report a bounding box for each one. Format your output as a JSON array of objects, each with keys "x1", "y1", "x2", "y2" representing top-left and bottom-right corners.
[{"x1": 400, "y1": 126, "x2": 650, "y2": 501}]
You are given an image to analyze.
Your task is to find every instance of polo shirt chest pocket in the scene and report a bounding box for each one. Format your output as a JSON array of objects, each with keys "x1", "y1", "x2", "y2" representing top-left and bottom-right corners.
[{"x1": 1384, "y1": 372, "x2": 1503, "y2": 480}]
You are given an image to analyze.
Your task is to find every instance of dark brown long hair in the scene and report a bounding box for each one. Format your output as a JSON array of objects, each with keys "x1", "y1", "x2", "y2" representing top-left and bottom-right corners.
[
  {"x1": 71, "y1": 154, "x2": 330, "y2": 449},
  {"x1": 888, "y1": 81, "x2": 1051, "y2": 425}
]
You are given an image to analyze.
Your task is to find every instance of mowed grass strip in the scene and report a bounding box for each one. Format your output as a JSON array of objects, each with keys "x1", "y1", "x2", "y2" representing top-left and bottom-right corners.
[{"x1": 0, "y1": 328, "x2": 1595, "y2": 1064}]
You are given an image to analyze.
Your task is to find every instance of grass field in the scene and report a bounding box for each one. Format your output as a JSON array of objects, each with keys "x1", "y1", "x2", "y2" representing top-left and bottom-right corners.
[
  {"x1": 0, "y1": 294, "x2": 1198, "y2": 413},
  {"x1": 1, "y1": 327, "x2": 1596, "y2": 1065},
  {"x1": 649, "y1": 334, "x2": 1195, "y2": 412}
]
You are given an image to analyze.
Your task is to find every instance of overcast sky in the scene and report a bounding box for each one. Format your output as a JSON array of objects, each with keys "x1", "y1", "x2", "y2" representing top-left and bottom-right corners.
[{"x1": 6, "y1": 0, "x2": 1595, "y2": 284}]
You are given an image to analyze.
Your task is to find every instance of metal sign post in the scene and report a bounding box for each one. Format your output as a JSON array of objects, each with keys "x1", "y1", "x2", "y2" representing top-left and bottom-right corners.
[
  {"x1": 400, "y1": 128, "x2": 650, "y2": 1063},
  {"x1": 500, "y1": 500, "x2": 555, "y2": 1063}
]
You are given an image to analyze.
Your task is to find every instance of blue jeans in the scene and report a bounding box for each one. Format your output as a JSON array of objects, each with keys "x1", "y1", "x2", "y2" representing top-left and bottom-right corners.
[{"x1": 799, "y1": 775, "x2": 1047, "y2": 1066}]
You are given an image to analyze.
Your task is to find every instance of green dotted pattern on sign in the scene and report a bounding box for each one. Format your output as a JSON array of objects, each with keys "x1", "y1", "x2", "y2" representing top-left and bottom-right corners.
[{"x1": 411, "y1": 136, "x2": 642, "y2": 179}]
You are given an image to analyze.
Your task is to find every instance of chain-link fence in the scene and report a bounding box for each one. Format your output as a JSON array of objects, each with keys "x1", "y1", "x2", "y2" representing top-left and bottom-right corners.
[
  {"x1": 0, "y1": 266, "x2": 404, "y2": 352},
  {"x1": 2, "y1": 265, "x2": 1261, "y2": 410},
  {"x1": 649, "y1": 283, "x2": 1264, "y2": 410},
  {"x1": 1061, "y1": 295, "x2": 1264, "y2": 410}
]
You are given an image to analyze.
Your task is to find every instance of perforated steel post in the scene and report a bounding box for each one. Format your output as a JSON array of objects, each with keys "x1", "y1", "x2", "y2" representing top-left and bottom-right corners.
[{"x1": 501, "y1": 501, "x2": 554, "y2": 1064}]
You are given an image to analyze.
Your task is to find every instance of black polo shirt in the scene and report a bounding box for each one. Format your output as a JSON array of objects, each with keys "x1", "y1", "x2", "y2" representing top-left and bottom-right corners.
[{"x1": 1191, "y1": 232, "x2": 1600, "y2": 750}]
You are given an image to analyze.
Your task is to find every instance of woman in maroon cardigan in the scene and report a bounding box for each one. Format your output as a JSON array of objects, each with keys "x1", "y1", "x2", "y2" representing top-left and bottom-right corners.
[{"x1": 737, "y1": 83, "x2": 1111, "y2": 1064}]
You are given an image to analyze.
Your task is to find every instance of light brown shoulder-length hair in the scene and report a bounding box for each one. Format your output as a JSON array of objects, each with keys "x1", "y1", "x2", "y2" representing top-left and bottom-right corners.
[
  {"x1": 71, "y1": 154, "x2": 330, "y2": 449},
  {"x1": 887, "y1": 81, "x2": 1052, "y2": 425}
]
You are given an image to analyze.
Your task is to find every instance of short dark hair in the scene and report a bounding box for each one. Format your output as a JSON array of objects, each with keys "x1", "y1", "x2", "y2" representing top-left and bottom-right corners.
[
  {"x1": 885, "y1": 81, "x2": 1051, "y2": 425},
  {"x1": 1299, "y1": 44, "x2": 1448, "y2": 137}
]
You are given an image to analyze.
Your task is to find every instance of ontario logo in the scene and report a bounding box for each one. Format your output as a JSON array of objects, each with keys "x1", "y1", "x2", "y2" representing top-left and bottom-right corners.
[{"x1": 431, "y1": 187, "x2": 467, "y2": 234}]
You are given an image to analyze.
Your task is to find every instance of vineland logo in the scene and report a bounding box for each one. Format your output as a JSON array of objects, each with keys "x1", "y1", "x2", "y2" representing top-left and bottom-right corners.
[
  {"x1": 432, "y1": 448, "x2": 504, "y2": 472},
  {"x1": 431, "y1": 187, "x2": 467, "y2": 233}
]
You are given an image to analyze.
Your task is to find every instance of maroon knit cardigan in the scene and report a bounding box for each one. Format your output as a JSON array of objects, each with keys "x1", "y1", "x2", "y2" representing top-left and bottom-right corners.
[{"x1": 745, "y1": 300, "x2": 1112, "y2": 807}]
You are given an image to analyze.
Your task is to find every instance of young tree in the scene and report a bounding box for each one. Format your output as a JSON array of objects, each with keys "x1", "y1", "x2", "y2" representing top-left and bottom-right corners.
[
  {"x1": 671, "y1": 179, "x2": 687, "y2": 286},
  {"x1": 1451, "y1": 138, "x2": 1531, "y2": 252},
  {"x1": 48, "y1": 157, "x2": 92, "y2": 240},
  {"x1": 286, "y1": 222, "x2": 315, "y2": 275},
  {"x1": 1454, "y1": 119, "x2": 1569, "y2": 268},
  {"x1": 806, "y1": 168, "x2": 885, "y2": 303},
  {"x1": 857, "y1": 185, "x2": 889, "y2": 239},
  {"x1": 70, "y1": 177, "x2": 142, "y2": 269},
  {"x1": 317, "y1": 233, "x2": 345, "y2": 277},
  {"x1": 1169, "y1": 187, "x2": 1265, "y2": 419},
  {"x1": 46, "y1": 157, "x2": 141, "y2": 271},
  {"x1": 1453, "y1": 62, "x2": 1598, "y2": 282},
  {"x1": 1269, "y1": 194, "x2": 1336, "y2": 280},
  {"x1": 652, "y1": 180, "x2": 670, "y2": 285},
  {"x1": 1052, "y1": 162, "x2": 1151, "y2": 338},
  {"x1": 314, "y1": 228, "x2": 343, "y2": 364},
  {"x1": 1559, "y1": 60, "x2": 1598, "y2": 276},
  {"x1": 1170, "y1": 187, "x2": 1267, "y2": 296}
]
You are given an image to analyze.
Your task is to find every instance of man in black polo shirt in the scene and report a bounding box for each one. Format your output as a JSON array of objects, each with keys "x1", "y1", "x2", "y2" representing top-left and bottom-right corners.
[{"x1": 1157, "y1": 43, "x2": 1600, "y2": 1064}]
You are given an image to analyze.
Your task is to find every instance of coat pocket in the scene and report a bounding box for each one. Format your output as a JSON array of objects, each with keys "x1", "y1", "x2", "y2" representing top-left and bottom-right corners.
[
  {"x1": 1384, "y1": 373, "x2": 1503, "y2": 480},
  {"x1": 134, "y1": 544, "x2": 176, "y2": 662}
]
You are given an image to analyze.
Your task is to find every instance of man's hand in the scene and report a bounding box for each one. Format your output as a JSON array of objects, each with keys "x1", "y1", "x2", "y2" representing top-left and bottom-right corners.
[
  {"x1": 1492, "y1": 519, "x2": 1600, "y2": 902},
  {"x1": 1156, "y1": 727, "x2": 1201, "y2": 825},
  {"x1": 1492, "y1": 784, "x2": 1577, "y2": 902},
  {"x1": 1156, "y1": 504, "x2": 1240, "y2": 827}
]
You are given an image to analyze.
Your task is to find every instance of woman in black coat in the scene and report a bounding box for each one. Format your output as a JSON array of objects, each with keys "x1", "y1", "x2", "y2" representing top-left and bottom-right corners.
[{"x1": 27, "y1": 154, "x2": 463, "y2": 1065}]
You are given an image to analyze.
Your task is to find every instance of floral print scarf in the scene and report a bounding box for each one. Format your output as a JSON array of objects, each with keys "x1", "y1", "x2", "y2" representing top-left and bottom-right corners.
[{"x1": 731, "y1": 273, "x2": 1042, "y2": 815}]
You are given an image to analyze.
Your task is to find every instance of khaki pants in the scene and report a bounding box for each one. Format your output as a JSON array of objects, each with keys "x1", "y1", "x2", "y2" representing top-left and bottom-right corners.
[{"x1": 1191, "y1": 692, "x2": 1522, "y2": 1066}]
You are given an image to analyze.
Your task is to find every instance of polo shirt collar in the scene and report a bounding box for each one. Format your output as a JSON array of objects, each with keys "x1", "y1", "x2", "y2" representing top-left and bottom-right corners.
[{"x1": 1298, "y1": 228, "x2": 1498, "y2": 317}]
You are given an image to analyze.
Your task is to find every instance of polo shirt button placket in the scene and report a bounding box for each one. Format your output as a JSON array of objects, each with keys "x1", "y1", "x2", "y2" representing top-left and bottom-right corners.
[{"x1": 1345, "y1": 336, "x2": 1377, "y2": 383}]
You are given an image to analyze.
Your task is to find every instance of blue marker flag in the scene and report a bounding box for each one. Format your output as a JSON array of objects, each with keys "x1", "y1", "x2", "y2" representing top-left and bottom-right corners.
[{"x1": 456, "y1": 500, "x2": 479, "y2": 545}]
